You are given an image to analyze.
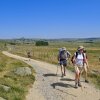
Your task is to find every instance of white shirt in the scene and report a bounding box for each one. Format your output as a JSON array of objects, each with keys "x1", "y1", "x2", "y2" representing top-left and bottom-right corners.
[{"x1": 75, "y1": 53, "x2": 84, "y2": 66}]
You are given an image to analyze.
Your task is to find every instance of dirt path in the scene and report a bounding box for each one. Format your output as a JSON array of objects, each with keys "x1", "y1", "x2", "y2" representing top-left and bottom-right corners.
[{"x1": 2, "y1": 51, "x2": 100, "y2": 100}]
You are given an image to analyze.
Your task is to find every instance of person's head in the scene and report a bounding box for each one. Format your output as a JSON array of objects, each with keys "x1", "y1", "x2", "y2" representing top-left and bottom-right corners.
[
  {"x1": 77, "y1": 46, "x2": 84, "y2": 53},
  {"x1": 62, "y1": 47, "x2": 66, "y2": 52}
]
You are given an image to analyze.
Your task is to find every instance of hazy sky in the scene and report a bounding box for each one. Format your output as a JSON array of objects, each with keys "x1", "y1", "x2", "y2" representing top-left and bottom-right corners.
[{"x1": 0, "y1": 0, "x2": 100, "y2": 39}]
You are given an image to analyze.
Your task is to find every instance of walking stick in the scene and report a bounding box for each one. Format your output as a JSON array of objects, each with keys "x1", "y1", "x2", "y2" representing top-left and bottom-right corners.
[{"x1": 56, "y1": 63, "x2": 60, "y2": 75}]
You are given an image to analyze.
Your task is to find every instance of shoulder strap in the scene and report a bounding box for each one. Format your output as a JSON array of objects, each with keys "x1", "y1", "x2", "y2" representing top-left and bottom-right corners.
[
  {"x1": 75, "y1": 52, "x2": 78, "y2": 58},
  {"x1": 82, "y1": 53, "x2": 85, "y2": 58},
  {"x1": 76, "y1": 52, "x2": 85, "y2": 58}
]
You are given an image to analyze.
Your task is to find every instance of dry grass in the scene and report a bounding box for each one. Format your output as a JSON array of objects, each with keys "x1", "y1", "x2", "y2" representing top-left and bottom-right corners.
[
  {"x1": 9, "y1": 42, "x2": 100, "y2": 89},
  {"x1": 10, "y1": 44, "x2": 100, "y2": 70},
  {"x1": 0, "y1": 52, "x2": 35, "y2": 100}
]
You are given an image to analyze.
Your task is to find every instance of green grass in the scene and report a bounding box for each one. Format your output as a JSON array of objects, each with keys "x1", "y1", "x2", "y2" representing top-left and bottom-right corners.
[
  {"x1": 9, "y1": 41, "x2": 100, "y2": 89},
  {"x1": 0, "y1": 52, "x2": 35, "y2": 100},
  {"x1": 88, "y1": 73, "x2": 100, "y2": 89}
]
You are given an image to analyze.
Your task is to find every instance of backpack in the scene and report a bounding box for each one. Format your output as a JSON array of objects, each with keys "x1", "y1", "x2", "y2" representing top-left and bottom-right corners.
[
  {"x1": 71, "y1": 52, "x2": 87, "y2": 64},
  {"x1": 75, "y1": 52, "x2": 84, "y2": 58},
  {"x1": 59, "y1": 51, "x2": 67, "y2": 60}
]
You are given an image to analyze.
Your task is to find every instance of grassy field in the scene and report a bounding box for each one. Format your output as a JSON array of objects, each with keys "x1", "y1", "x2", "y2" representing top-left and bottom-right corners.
[
  {"x1": 8, "y1": 41, "x2": 100, "y2": 89},
  {"x1": 0, "y1": 51, "x2": 35, "y2": 100}
]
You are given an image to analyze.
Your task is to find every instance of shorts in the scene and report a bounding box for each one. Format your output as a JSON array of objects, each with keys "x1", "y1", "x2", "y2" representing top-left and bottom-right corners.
[
  {"x1": 74, "y1": 64, "x2": 84, "y2": 74},
  {"x1": 60, "y1": 60, "x2": 67, "y2": 66}
]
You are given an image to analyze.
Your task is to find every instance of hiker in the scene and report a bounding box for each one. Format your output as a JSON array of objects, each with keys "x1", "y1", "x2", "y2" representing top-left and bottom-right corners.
[
  {"x1": 71, "y1": 46, "x2": 88, "y2": 88},
  {"x1": 27, "y1": 51, "x2": 31, "y2": 61},
  {"x1": 58, "y1": 47, "x2": 71, "y2": 77},
  {"x1": 82, "y1": 50, "x2": 89, "y2": 83},
  {"x1": 99, "y1": 56, "x2": 100, "y2": 62}
]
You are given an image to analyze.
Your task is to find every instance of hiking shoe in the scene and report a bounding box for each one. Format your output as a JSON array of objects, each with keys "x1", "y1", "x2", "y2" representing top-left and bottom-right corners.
[
  {"x1": 85, "y1": 80, "x2": 89, "y2": 83},
  {"x1": 78, "y1": 83, "x2": 82, "y2": 87},
  {"x1": 61, "y1": 74, "x2": 64, "y2": 77},
  {"x1": 78, "y1": 81, "x2": 82, "y2": 87},
  {"x1": 75, "y1": 83, "x2": 78, "y2": 89},
  {"x1": 64, "y1": 73, "x2": 66, "y2": 76}
]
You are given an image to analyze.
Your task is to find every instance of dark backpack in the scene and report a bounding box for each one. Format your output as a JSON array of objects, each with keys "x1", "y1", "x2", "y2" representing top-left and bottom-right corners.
[
  {"x1": 59, "y1": 51, "x2": 67, "y2": 60},
  {"x1": 75, "y1": 52, "x2": 84, "y2": 58},
  {"x1": 71, "y1": 52, "x2": 86, "y2": 64}
]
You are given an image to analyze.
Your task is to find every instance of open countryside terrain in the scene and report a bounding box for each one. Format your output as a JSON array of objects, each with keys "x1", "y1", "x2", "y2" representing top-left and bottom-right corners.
[
  {"x1": 0, "y1": 38, "x2": 100, "y2": 100},
  {"x1": 6, "y1": 39, "x2": 100, "y2": 88},
  {"x1": 6, "y1": 38, "x2": 100, "y2": 87},
  {"x1": 0, "y1": 43, "x2": 35, "y2": 100},
  {"x1": 3, "y1": 51, "x2": 100, "y2": 100}
]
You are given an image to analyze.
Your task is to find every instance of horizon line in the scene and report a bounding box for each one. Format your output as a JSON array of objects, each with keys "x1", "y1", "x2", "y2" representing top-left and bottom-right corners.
[{"x1": 0, "y1": 37, "x2": 100, "y2": 40}]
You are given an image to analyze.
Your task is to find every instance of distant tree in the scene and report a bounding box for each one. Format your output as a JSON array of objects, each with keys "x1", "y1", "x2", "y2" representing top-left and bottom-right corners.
[
  {"x1": 9, "y1": 42, "x2": 16, "y2": 45},
  {"x1": 4, "y1": 43, "x2": 7, "y2": 47},
  {"x1": 35, "y1": 41, "x2": 49, "y2": 46}
]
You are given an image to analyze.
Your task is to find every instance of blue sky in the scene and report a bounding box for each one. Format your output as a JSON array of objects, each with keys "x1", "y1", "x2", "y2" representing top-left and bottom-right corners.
[{"x1": 0, "y1": 0, "x2": 100, "y2": 39}]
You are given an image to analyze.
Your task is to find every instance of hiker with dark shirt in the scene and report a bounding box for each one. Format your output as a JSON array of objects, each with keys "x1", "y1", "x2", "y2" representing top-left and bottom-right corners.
[
  {"x1": 58, "y1": 47, "x2": 71, "y2": 77},
  {"x1": 27, "y1": 51, "x2": 31, "y2": 61},
  {"x1": 99, "y1": 56, "x2": 100, "y2": 62}
]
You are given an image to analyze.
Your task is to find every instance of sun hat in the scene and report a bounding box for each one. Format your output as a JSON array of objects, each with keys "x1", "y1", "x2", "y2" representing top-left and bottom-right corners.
[
  {"x1": 62, "y1": 47, "x2": 66, "y2": 51},
  {"x1": 78, "y1": 46, "x2": 84, "y2": 50}
]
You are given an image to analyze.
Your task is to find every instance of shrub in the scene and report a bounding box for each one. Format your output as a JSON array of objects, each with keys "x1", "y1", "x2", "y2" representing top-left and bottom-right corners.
[{"x1": 35, "y1": 41, "x2": 49, "y2": 46}]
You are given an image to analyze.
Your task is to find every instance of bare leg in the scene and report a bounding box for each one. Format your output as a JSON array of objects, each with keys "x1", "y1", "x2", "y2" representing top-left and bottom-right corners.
[
  {"x1": 64, "y1": 66, "x2": 66, "y2": 76},
  {"x1": 75, "y1": 66, "x2": 80, "y2": 88},
  {"x1": 61, "y1": 65, "x2": 64, "y2": 77},
  {"x1": 85, "y1": 66, "x2": 87, "y2": 79},
  {"x1": 85, "y1": 69, "x2": 87, "y2": 80},
  {"x1": 84, "y1": 63, "x2": 89, "y2": 83},
  {"x1": 78, "y1": 72, "x2": 82, "y2": 87}
]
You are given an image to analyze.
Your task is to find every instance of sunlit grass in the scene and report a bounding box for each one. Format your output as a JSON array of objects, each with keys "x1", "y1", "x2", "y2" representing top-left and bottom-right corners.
[
  {"x1": 0, "y1": 52, "x2": 35, "y2": 100},
  {"x1": 9, "y1": 41, "x2": 100, "y2": 89}
]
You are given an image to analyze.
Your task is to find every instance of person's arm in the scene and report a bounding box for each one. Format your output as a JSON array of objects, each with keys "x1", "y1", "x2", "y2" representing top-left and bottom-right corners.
[
  {"x1": 73, "y1": 55, "x2": 76, "y2": 65},
  {"x1": 71, "y1": 53, "x2": 76, "y2": 65},
  {"x1": 84, "y1": 53, "x2": 89, "y2": 69},
  {"x1": 67, "y1": 51, "x2": 71, "y2": 58}
]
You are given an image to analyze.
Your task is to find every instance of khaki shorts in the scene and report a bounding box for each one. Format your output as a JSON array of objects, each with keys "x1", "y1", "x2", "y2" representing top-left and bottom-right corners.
[{"x1": 74, "y1": 65, "x2": 84, "y2": 74}]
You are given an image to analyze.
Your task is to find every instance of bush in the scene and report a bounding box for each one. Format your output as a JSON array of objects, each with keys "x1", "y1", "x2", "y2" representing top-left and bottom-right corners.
[
  {"x1": 9, "y1": 42, "x2": 16, "y2": 45},
  {"x1": 35, "y1": 41, "x2": 49, "y2": 46}
]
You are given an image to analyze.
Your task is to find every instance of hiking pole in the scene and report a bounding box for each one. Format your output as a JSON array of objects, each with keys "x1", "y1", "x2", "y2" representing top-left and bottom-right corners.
[{"x1": 56, "y1": 62, "x2": 60, "y2": 75}]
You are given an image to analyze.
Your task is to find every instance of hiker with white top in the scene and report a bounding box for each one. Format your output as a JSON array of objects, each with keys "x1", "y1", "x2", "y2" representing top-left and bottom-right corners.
[
  {"x1": 58, "y1": 47, "x2": 71, "y2": 77},
  {"x1": 71, "y1": 46, "x2": 87, "y2": 88}
]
